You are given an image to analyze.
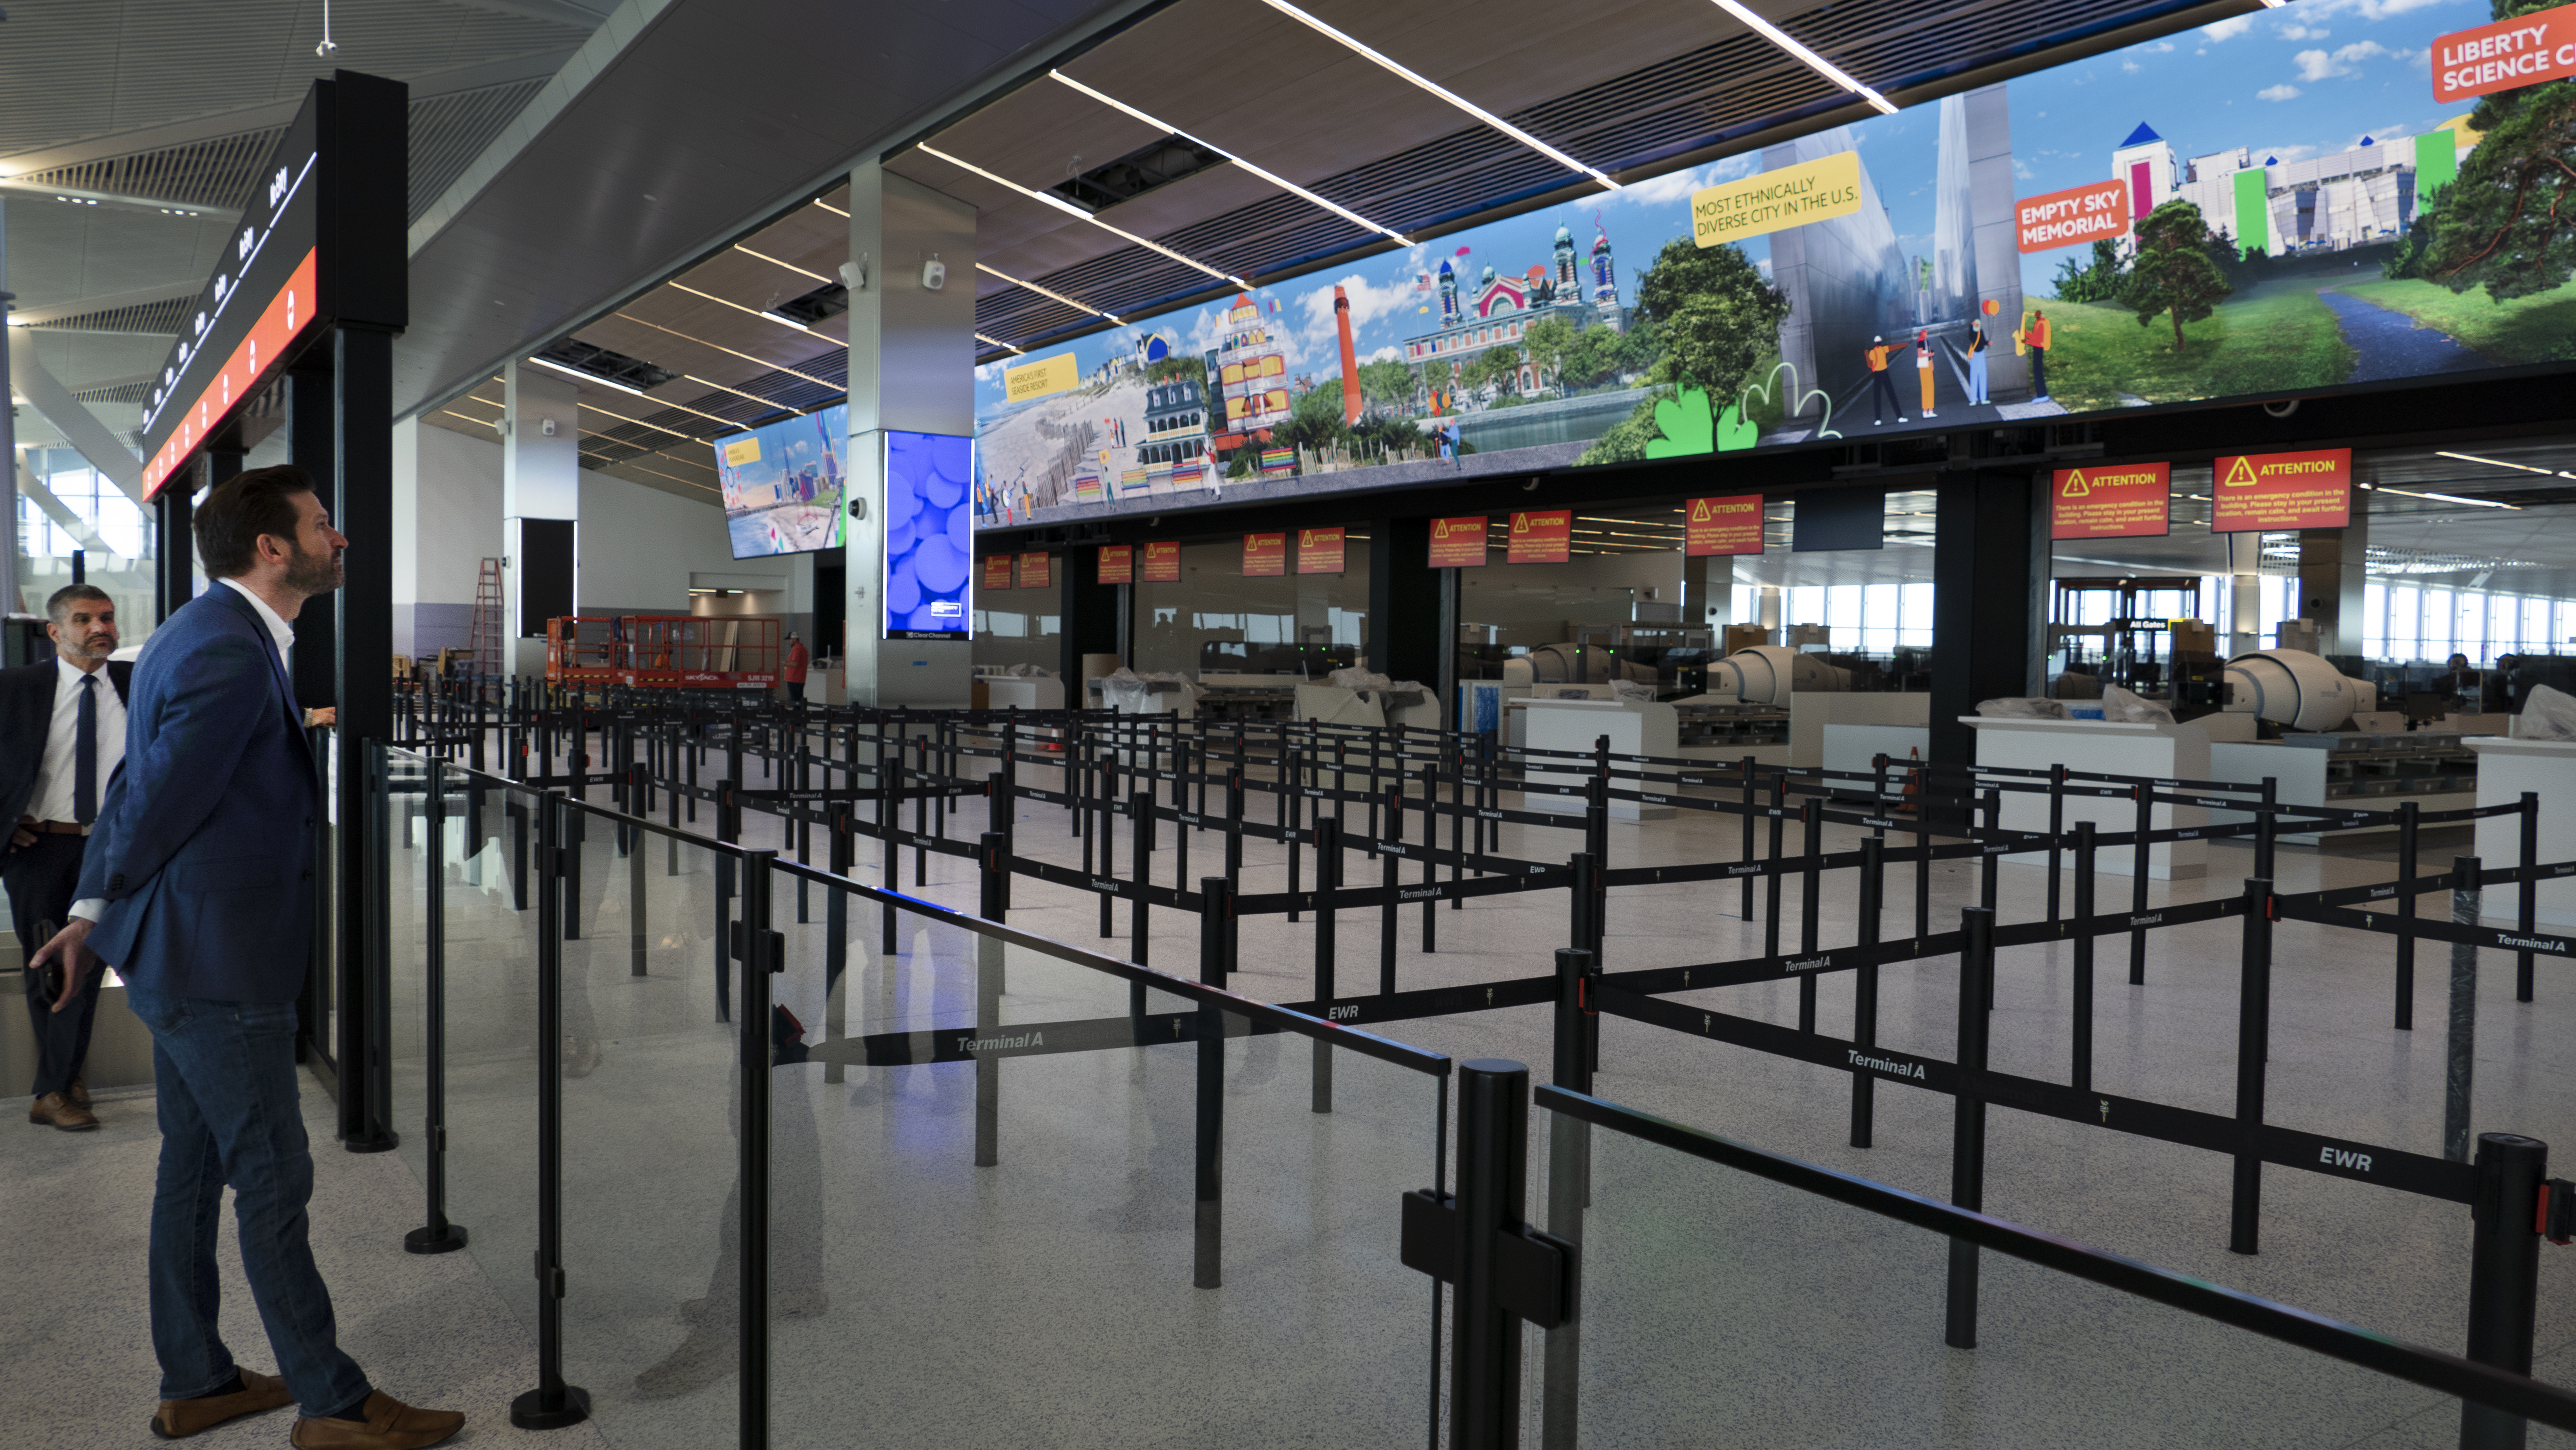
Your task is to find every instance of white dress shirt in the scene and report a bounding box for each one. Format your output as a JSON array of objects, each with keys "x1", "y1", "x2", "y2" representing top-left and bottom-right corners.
[
  {"x1": 26, "y1": 656, "x2": 128, "y2": 826},
  {"x1": 68, "y1": 580, "x2": 297, "y2": 926}
]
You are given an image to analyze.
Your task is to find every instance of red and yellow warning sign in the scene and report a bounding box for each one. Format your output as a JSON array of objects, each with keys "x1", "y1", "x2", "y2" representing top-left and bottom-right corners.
[
  {"x1": 2211, "y1": 448, "x2": 2353, "y2": 532},
  {"x1": 1428, "y1": 516, "x2": 1489, "y2": 568},
  {"x1": 1297, "y1": 525, "x2": 1347, "y2": 575},
  {"x1": 1507, "y1": 509, "x2": 1573, "y2": 564},
  {"x1": 981, "y1": 555, "x2": 1014, "y2": 591},
  {"x1": 1015, "y1": 552, "x2": 1052, "y2": 590},
  {"x1": 1684, "y1": 494, "x2": 1765, "y2": 556},
  {"x1": 1242, "y1": 532, "x2": 1287, "y2": 577},
  {"x1": 2050, "y1": 462, "x2": 2171, "y2": 540},
  {"x1": 1097, "y1": 544, "x2": 1134, "y2": 585},
  {"x1": 1140, "y1": 540, "x2": 1181, "y2": 583}
]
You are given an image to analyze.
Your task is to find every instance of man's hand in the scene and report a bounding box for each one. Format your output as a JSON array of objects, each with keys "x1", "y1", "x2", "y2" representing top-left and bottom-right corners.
[
  {"x1": 305, "y1": 706, "x2": 338, "y2": 728},
  {"x1": 30, "y1": 918, "x2": 97, "y2": 1012},
  {"x1": 9, "y1": 816, "x2": 34, "y2": 851}
]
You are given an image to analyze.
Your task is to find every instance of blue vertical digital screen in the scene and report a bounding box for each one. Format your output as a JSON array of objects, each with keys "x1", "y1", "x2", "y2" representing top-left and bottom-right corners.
[{"x1": 883, "y1": 429, "x2": 974, "y2": 639}]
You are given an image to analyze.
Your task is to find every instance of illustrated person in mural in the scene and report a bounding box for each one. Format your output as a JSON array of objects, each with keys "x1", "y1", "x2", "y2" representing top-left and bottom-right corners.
[
  {"x1": 1966, "y1": 311, "x2": 1992, "y2": 406},
  {"x1": 1915, "y1": 330, "x2": 1938, "y2": 419},
  {"x1": 2020, "y1": 307, "x2": 2053, "y2": 402},
  {"x1": 1864, "y1": 336, "x2": 1906, "y2": 425}
]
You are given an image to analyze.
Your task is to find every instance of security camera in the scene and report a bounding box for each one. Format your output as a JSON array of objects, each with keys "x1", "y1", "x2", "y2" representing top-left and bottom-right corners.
[
  {"x1": 838, "y1": 259, "x2": 867, "y2": 291},
  {"x1": 542, "y1": 418, "x2": 558, "y2": 436},
  {"x1": 921, "y1": 257, "x2": 946, "y2": 291},
  {"x1": 315, "y1": 38, "x2": 337, "y2": 56},
  {"x1": 848, "y1": 498, "x2": 868, "y2": 520}
]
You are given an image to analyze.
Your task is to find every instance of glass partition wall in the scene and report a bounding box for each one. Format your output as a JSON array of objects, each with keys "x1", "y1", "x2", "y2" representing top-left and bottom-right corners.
[{"x1": 1134, "y1": 537, "x2": 1371, "y2": 678}]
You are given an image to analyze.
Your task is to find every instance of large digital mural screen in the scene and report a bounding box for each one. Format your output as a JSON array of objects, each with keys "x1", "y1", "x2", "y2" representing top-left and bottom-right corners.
[
  {"x1": 718, "y1": 403, "x2": 848, "y2": 559},
  {"x1": 973, "y1": 0, "x2": 2574, "y2": 526}
]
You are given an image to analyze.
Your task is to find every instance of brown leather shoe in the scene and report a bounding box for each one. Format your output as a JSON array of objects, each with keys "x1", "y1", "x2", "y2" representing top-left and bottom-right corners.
[
  {"x1": 67, "y1": 1076, "x2": 91, "y2": 1109},
  {"x1": 288, "y1": 1391, "x2": 464, "y2": 1449},
  {"x1": 151, "y1": 1368, "x2": 294, "y2": 1438},
  {"x1": 28, "y1": 1091, "x2": 98, "y2": 1131}
]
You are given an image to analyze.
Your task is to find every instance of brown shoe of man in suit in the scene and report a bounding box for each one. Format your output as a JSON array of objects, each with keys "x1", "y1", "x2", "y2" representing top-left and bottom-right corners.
[
  {"x1": 150, "y1": 1368, "x2": 294, "y2": 1437},
  {"x1": 28, "y1": 1090, "x2": 97, "y2": 1130},
  {"x1": 287, "y1": 1391, "x2": 466, "y2": 1449}
]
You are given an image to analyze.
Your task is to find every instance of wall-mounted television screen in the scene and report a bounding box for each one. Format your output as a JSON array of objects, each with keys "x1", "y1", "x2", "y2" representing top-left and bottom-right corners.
[
  {"x1": 717, "y1": 402, "x2": 848, "y2": 559},
  {"x1": 884, "y1": 428, "x2": 974, "y2": 640}
]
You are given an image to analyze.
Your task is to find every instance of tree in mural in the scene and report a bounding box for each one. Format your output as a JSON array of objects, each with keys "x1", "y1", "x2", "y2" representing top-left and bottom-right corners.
[
  {"x1": 1354, "y1": 356, "x2": 1418, "y2": 413},
  {"x1": 2390, "y1": 0, "x2": 2576, "y2": 300},
  {"x1": 1631, "y1": 239, "x2": 1789, "y2": 400},
  {"x1": 1521, "y1": 316, "x2": 1577, "y2": 393},
  {"x1": 2121, "y1": 200, "x2": 2233, "y2": 353},
  {"x1": 1145, "y1": 354, "x2": 1207, "y2": 389},
  {"x1": 2051, "y1": 240, "x2": 2128, "y2": 303}
]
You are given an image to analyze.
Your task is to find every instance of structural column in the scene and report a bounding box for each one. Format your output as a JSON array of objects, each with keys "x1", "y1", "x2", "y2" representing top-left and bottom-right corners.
[
  {"x1": 2298, "y1": 511, "x2": 2368, "y2": 662},
  {"x1": 503, "y1": 363, "x2": 580, "y2": 678},
  {"x1": 1928, "y1": 468, "x2": 2046, "y2": 768},
  {"x1": 1366, "y1": 516, "x2": 1441, "y2": 688},
  {"x1": 843, "y1": 160, "x2": 977, "y2": 706}
]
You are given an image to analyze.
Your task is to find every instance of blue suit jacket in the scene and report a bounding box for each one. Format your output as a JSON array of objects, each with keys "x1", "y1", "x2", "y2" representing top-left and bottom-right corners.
[{"x1": 76, "y1": 584, "x2": 319, "y2": 1002}]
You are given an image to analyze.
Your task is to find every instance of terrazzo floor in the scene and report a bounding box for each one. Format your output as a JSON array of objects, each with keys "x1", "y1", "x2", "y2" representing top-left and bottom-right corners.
[{"x1": 9, "y1": 741, "x2": 2571, "y2": 1449}]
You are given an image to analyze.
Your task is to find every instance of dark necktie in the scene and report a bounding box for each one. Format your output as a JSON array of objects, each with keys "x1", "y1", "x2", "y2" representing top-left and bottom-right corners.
[{"x1": 75, "y1": 673, "x2": 98, "y2": 826}]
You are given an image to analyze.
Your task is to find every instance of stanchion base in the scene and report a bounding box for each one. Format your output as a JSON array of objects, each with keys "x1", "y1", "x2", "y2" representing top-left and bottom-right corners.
[
  {"x1": 509, "y1": 1385, "x2": 591, "y2": 1430},
  {"x1": 341, "y1": 1128, "x2": 401, "y2": 1155},
  {"x1": 403, "y1": 1223, "x2": 470, "y2": 1255}
]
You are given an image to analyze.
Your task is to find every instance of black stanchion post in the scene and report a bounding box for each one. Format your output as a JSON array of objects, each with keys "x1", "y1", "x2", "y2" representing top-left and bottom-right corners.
[
  {"x1": 1851, "y1": 836, "x2": 1883, "y2": 1149},
  {"x1": 1945, "y1": 906, "x2": 1994, "y2": 1350},
  {"x1": 2460, "y1": 1132, "x2": 2548, "y2": 1450},
  {"x1": 406, "y1": 759, "x2": 467, "y2": 1255},
  {"x1": 1195, "y1": 876, "x2": 1231, "y2": 1290},
  {"x1": 1913, "y1": 764, "x2": 1932, "y2": 942},
  {"x1": 976, "y1": 832, "x2": 1006, "y2": 1169},
  {"x1": 1799, "y1": 798, "x2": 1821, "y2": 1033},
  {"x1": 2046, "y1": 764, "x2": 2066, "y2": 924},
  {"x1": 628, "y1": 763, "x2": 648, "y2": 978},
  {"x1": 2230, "y1": 876, "x2": 2273, "y2": 1256},
  {"x1": 1418, "y1": 763, "x2": 1439, "y2": 952},
  {"x1": 2255, "y1": 777, "x2": 2278, "y2": 883},
  {"x1": 1740, "y1": 756, "x2": 1758, "y2": 921},
  {"x1": 1381, "y1": 783, "x2": 1401, "y2": 995},
  {"x1": 1544, "y1": 950, "x2": 1592, "y2": 1450},
  {"x1": 733, "y1": 846, "x2": 776, "y2": 1450},
  {"x1": 2129, "y1": 783, "x2": 2153, "y2": 986},
  {"x1": 1285, "y1": 747, "x2": 1303, "y2": 924},
  {"x1": 824, "y1": 804, "x2": 851, "y2": 1087},
  {"x1": 1130, "y1": 789, "x2": 1154, "y2": 967},
  {"x1": 2517, "y1": 793, "x2": 2539, "y2": 1004},
  {"x1": 1763, "y1": 775, "x2": 1785, "y2": 959},
  {"x1": 1451, "y1": 1058, "x2": 1532, "y2": 1450},
  {"x1": 1312, "y1": 815, "x2": 1338, "y2": 1115},
  {"x1": 2447, "y1": 856, "x2": 2484, "y2": 1164},
  {"x1": 510, "y1": 792, "x2": 590, "y2": 1430},
  {"x1": 2073, "y1": 820, "x2": 2097, "y2": 1092},
  {"x1": 1586, "y1": 734, "x2": 1610, "y2": 865}
]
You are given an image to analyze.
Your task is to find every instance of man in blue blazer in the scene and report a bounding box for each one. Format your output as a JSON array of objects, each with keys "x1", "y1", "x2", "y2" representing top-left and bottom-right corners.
[{"x1": 32, "y1": 466, "x2": 463, "y2": 1450}]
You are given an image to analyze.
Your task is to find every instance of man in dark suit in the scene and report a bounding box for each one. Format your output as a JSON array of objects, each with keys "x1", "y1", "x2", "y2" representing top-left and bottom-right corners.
[
  {"x1": 3, "y1": 583, "x2": 129, "y2": 1129},
  {"x1": 32, "y1": 466, "x2": 464, "y2": 1449}
]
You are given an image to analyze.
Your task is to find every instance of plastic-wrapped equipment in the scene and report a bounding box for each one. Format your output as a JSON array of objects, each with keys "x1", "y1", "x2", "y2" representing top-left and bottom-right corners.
[
  {"x1": 1707, "y1": 645, "x2": 1849, "y2": 705},
  {"x1": 2221, "y1": 649, "x2": 2358, "y2": 732}
]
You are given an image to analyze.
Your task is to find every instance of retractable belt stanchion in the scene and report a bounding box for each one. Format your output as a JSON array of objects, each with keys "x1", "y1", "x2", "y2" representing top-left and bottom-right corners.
[
  {"x1": 2230, "y1": 876, "x2": 2274, "y2": 1256},
  {"x1": 1798, "y1": 798, "x2": 1820, "y2": 1034},
  {"x1": 1195, "y1": 875, "x2": 1232, "y2": 1290},
  {"x1": 1851, "y1": 836, "x2": 1883, "y2": 1150},
  {"x1": 1945, "y1": 906, "x2": 1995, "y2": 1350},
  {"x1": 976, "y1": 832, "x2": 1006, "y2": 1169},
  {"x1": 2461, "y1": 1132, "x2": 2550, "y2": 1450},
  {"x1": 406, "y1": 758, "x2": 468, "y2": 1256},
  {"x1": 2073, "y1": 819, "x2": 2098, "y2": 1092},
  {"x1": 2448, "y1": 856, "x2": 2484, "y2": 1165},
  {"x1": 511, "y1": 791, "x2": 590, "y2": 1430}
]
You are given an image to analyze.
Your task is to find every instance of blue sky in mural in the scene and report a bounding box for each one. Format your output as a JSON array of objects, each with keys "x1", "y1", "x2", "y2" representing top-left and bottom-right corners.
[{"x1": 972, "y1": 0, "x2": 2484, "y2": 421}]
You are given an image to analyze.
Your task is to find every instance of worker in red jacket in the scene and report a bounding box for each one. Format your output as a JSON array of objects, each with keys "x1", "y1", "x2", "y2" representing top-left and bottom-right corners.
[{"x1": 782, "y1": 633, "x2": 810, "y2": 702}]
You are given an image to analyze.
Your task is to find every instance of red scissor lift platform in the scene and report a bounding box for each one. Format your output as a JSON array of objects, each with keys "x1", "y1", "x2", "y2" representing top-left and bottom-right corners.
[
  {"x1": 544, "y1": 616, "x2": 622, "y2": 687},
  {"x1": 613, "y1": 615, "x2": 781, "y2": 690}
]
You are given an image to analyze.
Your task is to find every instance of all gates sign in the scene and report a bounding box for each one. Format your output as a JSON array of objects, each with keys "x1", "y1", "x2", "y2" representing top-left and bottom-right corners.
[
  {"x1": 2211, "y1": 448, "x2": 2353, "y2": 532},
  {"x1": 2050, "y1": 462, "x2": 2171, "y2": 540}
]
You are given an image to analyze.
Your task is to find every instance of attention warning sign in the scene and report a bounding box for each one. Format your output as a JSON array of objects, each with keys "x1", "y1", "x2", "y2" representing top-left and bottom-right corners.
[
  {"x1": 1297, "y1": 526, "x2": 1347, "y2": 575},
  {"x1": 1684, "y1": 494, "x2": 1765, "y2": 556},
  {"x1": 1015, "y1": 552, "x2": 1052, "y2": 590},
  {"x1": 1097, "y1": 544, "x2": 1134, "y2": 585},
  {"x1": 2050, "y1": 463, "x2": 2171, "y2": 540},
  {"x1": 2211, "y1": 448, "x2": 2353, "y2": 532},
  {"x1": 1140, "y1": 540, "x2": 1181, "y2": 582},
  {"x1": 1508, "y1": 510, "x2": 1573, "y2": 564},
  {"x1": 982, "y1": 555, "x2": 1013, "y2": 590},
  {"x1": 1242, "y1": 532, "x2": 1286, "y2": 577},
  {"x1": 1428, "y1": 516, "x2": 1489, "y2": 568}
]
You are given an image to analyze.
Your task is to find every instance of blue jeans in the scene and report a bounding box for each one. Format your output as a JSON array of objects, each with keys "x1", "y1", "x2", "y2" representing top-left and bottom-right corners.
[
  {"x1": 1967, "y1": 350, "x2": 1990, "y2": 405},
  {"x1": 125, "y1": 986, "x2": 369, "y2": 1416}
]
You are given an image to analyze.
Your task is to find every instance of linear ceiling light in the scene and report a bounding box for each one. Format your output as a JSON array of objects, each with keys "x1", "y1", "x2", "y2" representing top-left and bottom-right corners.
[
  {"x1": 2374, "y1": 484, "x2": 2520, "y2": 509},
  {"x1": 669, "y1": 281, "x2": 810, "y2": 334},
  {"x1": 734, "y1": 245, "x2": 833, "y2": 283},
  {"x1": 975, "y1": 332, "x2": 1026, "y2": 355},
  {"x1": 1704, "y1": 0, "x2": 1899, "y2": 115},
  {"x1": 1256, "y1": 0, "x2": 1621, "y2": 189},
  {"x1": 1048, "y1": 71, "x2": 1415, "y2": 246},
  {"x1": 976, "y1": 262, "x2": 1125, "y2": 325},
  {"x1": 2435, "y1": 450, "x2": 2553, "y2": 475},
  {"x1": 528, "y1": 354, "x2": 645, "y2": 396},
  {"x1": 917, "y1": 142, "x2": 1251, "y2": 287},
  {"x1": 611, "y1": 313, "x2": 839, "y2": 389}
]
